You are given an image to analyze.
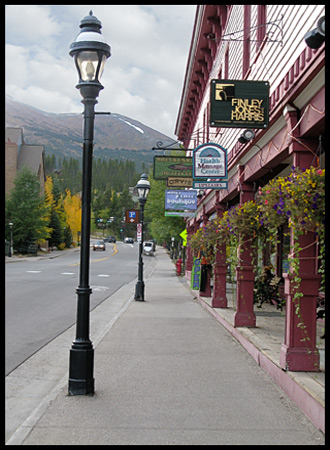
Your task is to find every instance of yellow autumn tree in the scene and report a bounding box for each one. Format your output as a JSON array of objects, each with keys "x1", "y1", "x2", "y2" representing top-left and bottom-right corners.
[
  {"x1": 63, "y1": 189, "x2": 81, "y2": 244},
  {"x1": 44, "y1": 176, "x2": 54, "y2": 213}
]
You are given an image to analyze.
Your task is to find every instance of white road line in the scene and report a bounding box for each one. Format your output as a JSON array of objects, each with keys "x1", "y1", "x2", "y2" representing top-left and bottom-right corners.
[
  {"x1": 60, "y1": 272, "x2": 75, "y2": 275},
  {"x1": 26, "y1": 271, "x2": 41, "y2": 273},
  {"x1": 97, "y1": 274, "x2": 110, "y2": 277}
]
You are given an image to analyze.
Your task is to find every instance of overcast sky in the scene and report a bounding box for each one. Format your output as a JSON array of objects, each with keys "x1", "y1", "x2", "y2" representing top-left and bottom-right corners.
[{"x1": 5, "y1": 5, "x2": 196, "y2": 139}]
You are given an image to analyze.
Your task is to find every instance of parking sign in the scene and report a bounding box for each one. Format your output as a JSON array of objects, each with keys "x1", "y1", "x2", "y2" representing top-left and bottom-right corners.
[{"x1": 125, "y1": 210, "x2": 140, "y2": 223}]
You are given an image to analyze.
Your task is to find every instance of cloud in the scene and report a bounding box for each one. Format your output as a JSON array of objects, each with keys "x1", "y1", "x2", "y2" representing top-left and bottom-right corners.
[
  {"x1": 5, "y1": 5, "x2": 61, "y2": 44},
  {"x1": 5, "y1": 5, "x2": 196, "y2": 138}
]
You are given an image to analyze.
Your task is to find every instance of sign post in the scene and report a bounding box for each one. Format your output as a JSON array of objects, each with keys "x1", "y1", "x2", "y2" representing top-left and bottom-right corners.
[{"x1": 136, "y1": 223, "x2": 142, "y2": 243}]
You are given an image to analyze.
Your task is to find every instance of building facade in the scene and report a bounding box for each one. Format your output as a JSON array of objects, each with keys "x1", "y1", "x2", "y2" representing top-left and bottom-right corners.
[
  {"x1": 175, "y1": 5, "x2": 324, "y2": 372},
  {"x1": 5, "y1": 127, "x2": 46, "y2": 196}
]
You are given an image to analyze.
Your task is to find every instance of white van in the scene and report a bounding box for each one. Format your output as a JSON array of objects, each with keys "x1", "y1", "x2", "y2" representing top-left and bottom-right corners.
[{"x1": 143, "y1": 241, "x2": 154, "y2": 256}]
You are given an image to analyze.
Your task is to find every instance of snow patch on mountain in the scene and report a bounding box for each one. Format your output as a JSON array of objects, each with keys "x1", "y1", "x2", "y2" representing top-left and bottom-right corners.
[{"x1": 117, "y1": 117, "x2": 144, "y2": 134}]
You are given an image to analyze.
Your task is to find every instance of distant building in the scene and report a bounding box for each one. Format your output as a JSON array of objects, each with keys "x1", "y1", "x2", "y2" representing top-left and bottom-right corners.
[{"x1": 5, "y1": 127, "x2": 46, "y2": 195}]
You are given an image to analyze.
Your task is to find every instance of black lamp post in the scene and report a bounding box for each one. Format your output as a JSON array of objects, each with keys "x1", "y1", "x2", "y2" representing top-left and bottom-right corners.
[
  {"x1": 68, "y1": 11, "x2": 110, "y2": 396},
  {"x1": 134, "y1": 174, "x2": 151, "y2": 301},
  {"x1": 9, "y1": 222, "x2": 13, "y2": 257}
]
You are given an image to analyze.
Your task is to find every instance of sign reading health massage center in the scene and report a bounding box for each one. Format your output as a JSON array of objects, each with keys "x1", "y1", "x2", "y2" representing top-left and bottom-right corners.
[{"x1": 193, "y1": 142, "x2": 228, "y2": 179}]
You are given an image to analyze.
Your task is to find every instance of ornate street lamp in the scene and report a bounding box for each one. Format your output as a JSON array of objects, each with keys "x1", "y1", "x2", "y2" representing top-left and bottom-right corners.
[
  {"x1": 134, "y1": 174, "x2": 151, "y2": 301},
  {"x1": 68, "y1": 11, "x2": 110, "y2": 396}
]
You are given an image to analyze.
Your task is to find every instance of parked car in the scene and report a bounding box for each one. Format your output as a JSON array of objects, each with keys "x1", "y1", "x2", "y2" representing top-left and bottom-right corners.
[
  {"x1": 143, "y1": 241, "x2": 154, "y2": 256},
  {"x1": 124, "y1": 237, "x2": 134, "y2": 244},
  {"x1": 104, "y1": 235, "x2": 116, "y2": 243},
  {"x1": 93, "y1": 240, "x2": 106, "y2": 251}
]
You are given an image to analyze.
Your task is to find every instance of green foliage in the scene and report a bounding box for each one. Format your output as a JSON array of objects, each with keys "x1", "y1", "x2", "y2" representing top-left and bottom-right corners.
[
  {"x1": 144, "y1": 175, "x2": 185, "y2": 245},
  {"x1": 5, "y1": 167, "x2": 51, "y2": 251},
  {"x1": 45, "y1": 155, "x2": 142, "y2": 197},
  {"x1": 48, "y1": 207, "x2": 63, "y2": 247}
]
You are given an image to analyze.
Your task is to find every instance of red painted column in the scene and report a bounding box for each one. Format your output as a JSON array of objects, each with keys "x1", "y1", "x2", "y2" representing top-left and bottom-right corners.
[
  {"x1": 280, "y1": 106, "x2": 321, "y2": 371},
  {"x1": 234, "y1": 168, "x2": 256, "y2": 327},
  {"x1": 212, "y1": 199, "x2": 228, "y2": 307},
  {"x1": 185, "y1": 224, "x2": 195, "y2": 274},
  {"x1": 199, "y1": 207, "x2": 212, "y2": 297}
]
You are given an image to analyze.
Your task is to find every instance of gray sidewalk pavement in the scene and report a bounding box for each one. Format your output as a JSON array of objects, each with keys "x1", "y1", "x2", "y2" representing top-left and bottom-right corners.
[{"x1": 6, "y1": 248, "x2": 324, "y2": 445}]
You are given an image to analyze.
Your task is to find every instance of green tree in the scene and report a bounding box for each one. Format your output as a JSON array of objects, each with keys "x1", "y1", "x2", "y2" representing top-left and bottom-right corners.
[
  {"x1": 48, "y1": 207, "x2": 63, "y2": 248},
  {"x1": 5, "y1": 167, "x2": 51, "y2": 252},
  {"x1": 144, "y1": 175, "x2": 185, "y2": 245}
]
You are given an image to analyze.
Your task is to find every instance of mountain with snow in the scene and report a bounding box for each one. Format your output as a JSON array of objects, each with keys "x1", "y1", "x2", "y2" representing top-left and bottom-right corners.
[{"x1": 5, "y1": 95, "x2": 176, "y2": 169}]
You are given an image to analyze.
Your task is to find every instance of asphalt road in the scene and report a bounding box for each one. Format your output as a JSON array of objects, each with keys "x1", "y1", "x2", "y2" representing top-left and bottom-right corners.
[{"x1": 5, "y1": 240, "x2": 155, "y2": 375}]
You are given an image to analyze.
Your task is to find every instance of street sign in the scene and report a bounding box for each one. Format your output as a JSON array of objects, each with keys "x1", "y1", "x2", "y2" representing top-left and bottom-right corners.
[
  {"x1": 193, "y1": 180, "x2": 228, "y2": 189},
  {"x1": 125, "y1": 210, "x2": 139, "y2": 223},
  {"x1": 210, "y1": 79, "x2": 269, "y2": 129},
  {"x1": 180, "y1": 229, "x2": 188, "y2": 246},
  {"x1": 193, "y1": 142, "x2": 227, "y2": 179},
  {"x1": 137, "y1": 223, "x2": 142, "y2": 243}
]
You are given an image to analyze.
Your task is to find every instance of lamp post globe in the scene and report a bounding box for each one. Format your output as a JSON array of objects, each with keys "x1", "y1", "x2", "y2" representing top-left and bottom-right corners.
[
  {"x1": 134, "y1": 174, "x2": 151, "y2": 301},
  {"x1": 136, "y1": 173, "x2": 151, "y2": 202},
  {"x1": 68, "y1": 11, "x2": 110, "y2": 396},
  {"x1": 69, "y1": 10, "x2": 111, "y2": 99}
]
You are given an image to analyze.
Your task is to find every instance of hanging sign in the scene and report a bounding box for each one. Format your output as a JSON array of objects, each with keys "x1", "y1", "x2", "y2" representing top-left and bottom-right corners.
[
  {"x1": 193, "y1": 142, "x2": 227, "y2": 179},
  {"x1": 153, "y1": 156, "x2": 192, "y2": 180},
  {"x1": 166, "y1": 177, "x2": 193, "y2": 188},
  {"x1": 210, "y1": 79, "x2": 269, "y2": 129},
  {"x1": 193, "y1": 180, "x2": 228, "y2": 189},
  {"x1": 165, "y1": 189, "x2": 197, "y2": 211},
  {"x1": 165, "y1": 211, "x2": 196, "y2": 217}
]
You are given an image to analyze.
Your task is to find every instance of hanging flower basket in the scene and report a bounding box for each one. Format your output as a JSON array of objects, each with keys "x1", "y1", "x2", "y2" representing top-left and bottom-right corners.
[
  {"x1": 222, "y1": 200, "x2": 263, "y2": 238},
  {"x1": 257, "y1": 166, "x2": 325, "y2": 235}
]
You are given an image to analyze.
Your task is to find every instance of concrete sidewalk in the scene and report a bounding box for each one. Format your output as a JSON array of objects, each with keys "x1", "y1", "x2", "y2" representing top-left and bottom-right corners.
[{"x1": 6, "y1": 248, "x2": 324, "y2": 445}]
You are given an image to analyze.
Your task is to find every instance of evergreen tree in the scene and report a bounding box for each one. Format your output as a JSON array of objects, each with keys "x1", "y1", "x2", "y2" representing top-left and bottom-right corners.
[
  {"x1": 48, "y1": 207, "x2": 63, "y2": 248},
  {"x1": 5, "y1": 167, "x2": 51, "y2": 252}
]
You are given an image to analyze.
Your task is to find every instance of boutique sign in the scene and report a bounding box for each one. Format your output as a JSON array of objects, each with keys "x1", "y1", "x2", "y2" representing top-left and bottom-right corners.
[
  {"x1": 210, "y1": 79, "x2": 269, "y2": 129},
  {"x1": 193, "y1": 143, "x2": 227, "y2": 179},
  {"x1": 165, "y1": 189, "x2": 197, "y2": 211}
]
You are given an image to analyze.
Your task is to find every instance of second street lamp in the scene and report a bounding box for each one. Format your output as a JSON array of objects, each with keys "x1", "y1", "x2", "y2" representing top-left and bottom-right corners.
[
  {"x1": 134, "y1": 174, "x2": 151, "y2": 301},
  {"x1": 68, "y1": 11, "x2": 110, "y2": 396}
]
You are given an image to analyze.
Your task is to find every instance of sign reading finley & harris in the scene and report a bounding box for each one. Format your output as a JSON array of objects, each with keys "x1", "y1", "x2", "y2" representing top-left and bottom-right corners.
[{"x1": 210, "y1": 79, "x2": 269, "y2": 129}]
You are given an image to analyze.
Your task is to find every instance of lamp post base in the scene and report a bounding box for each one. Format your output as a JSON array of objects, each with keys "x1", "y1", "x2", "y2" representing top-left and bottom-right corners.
[
  {"x1": 68, "y1": 346, "x2": 95, "y2": 395},
  {"x1": 134, "y1": 281, "x2": 145, "y2": 301}
]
